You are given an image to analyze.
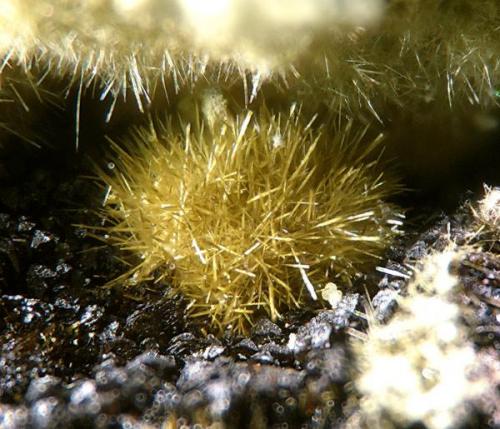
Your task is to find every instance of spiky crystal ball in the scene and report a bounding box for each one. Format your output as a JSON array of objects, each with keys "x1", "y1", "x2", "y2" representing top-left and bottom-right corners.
[{"x1": 99, "y1": 111, "x2": 400, "y2": 333}]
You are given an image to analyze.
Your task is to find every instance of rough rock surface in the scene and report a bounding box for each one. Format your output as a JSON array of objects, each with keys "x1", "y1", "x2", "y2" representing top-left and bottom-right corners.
[{"x1": 0, "y1": 137, "x2": 498, "y2": 428}]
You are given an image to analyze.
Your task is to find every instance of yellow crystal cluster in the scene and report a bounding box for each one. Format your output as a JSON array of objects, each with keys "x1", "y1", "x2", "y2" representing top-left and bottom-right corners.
[{"x1": 99, "y1": 110, "x2": 399, "y2": 333}]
